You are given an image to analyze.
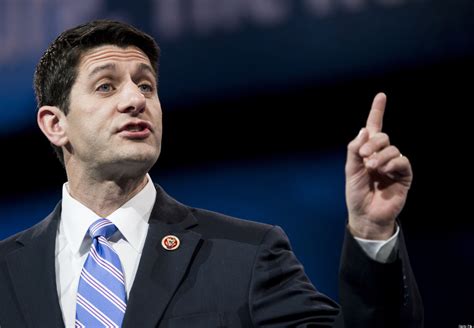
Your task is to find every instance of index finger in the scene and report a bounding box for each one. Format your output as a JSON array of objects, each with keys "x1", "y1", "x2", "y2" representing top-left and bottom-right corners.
[{"x1": 366, "y1": 92, "x2": 387, "y2": 135}]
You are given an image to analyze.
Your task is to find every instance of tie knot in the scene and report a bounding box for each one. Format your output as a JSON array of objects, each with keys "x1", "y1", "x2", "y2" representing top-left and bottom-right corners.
[{"x1": 88, "y1": 218, "x2": 118, "y2": 239}]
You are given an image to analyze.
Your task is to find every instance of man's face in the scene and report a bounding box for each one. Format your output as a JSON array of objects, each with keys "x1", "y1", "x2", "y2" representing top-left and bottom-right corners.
[{"x1": 63, "y1": 45, "x2": 162, "y2": 175}]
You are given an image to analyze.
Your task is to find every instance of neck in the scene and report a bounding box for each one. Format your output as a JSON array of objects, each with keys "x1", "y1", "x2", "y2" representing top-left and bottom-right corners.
[{"x1": 66, "y1": 171, "x2": 149, "y2": 217}]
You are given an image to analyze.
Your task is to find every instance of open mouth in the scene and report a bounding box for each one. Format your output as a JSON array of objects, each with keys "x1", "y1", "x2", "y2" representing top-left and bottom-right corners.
[
  {"x1": 124, "y1": 124, "x2": 147, "y2": 132},
  {"x1": 119, "y1": 121, "x2": 152, "y2": 138}
]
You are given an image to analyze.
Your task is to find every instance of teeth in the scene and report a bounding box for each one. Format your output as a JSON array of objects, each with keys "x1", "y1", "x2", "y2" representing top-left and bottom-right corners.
[{"x1": 126, "y1": 125, "x2": 143, "y2": 132}]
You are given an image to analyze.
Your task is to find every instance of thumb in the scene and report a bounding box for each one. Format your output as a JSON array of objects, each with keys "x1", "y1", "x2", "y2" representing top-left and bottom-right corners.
[{"x1": 345, "y1": 128, "x2": 369, "y2": 176}]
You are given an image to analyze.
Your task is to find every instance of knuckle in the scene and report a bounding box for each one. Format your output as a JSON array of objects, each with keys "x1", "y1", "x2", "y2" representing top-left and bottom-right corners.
[
  {"x1": 379, "y1": 133, "x2": 390, "y2": 145},
  {"x1": 388, "y1": 145, "x2": 399, "y2": 154},
  {"x1": 347, "y1": 141, "x2": 357, "y2": 152}
]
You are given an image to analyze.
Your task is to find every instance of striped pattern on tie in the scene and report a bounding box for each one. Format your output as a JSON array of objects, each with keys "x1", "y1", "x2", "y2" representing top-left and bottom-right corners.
[{"x1": 75, "y1": 218, "x2": 127, "y2": 327}]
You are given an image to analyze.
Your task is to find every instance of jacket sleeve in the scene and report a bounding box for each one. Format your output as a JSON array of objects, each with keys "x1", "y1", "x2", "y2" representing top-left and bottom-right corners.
[
  {"x1": 338, "y1": 226, "x2": 424, "y2": 328},
  {"x1": 248, "y1": 225, "x2": 423, "y2": 328},
  {"x1": 248, "y1": 225, "x2": 340, "y2": 327}
]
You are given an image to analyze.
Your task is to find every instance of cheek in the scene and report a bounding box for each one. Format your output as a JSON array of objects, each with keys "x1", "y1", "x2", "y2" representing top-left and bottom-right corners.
[
  {"x1": 155, "y1": 113, "x2": 163, "y2": 137},
  {"x1": 67, "y1": 112, "x2": 106, "y2": 142},
  {"x1": 149, "y1": 103, "x2": 163, "y2": 126}
]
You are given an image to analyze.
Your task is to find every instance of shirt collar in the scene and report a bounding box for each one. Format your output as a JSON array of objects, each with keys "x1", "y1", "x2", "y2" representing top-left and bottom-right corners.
[{"x1": 61, "y1": 174, "x2": 156, "y2": 255}]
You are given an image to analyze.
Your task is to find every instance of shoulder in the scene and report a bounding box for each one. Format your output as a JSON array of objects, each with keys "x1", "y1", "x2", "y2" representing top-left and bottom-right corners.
[
  {"x1": 189, "y1": 206, "x2": 287, "y2": 247},
  {"x1": 153, "y1": 183, "x2": 282, "y2": 246},
  {"x1": 0, "y1": 224, "x2": 40, "y2": 262},
  {"x1": 0, "y1": 230, "x2": 24, "y2": 258},
  {"x1": 0, "y1": 202, "x2": 61, "y2": 258}
]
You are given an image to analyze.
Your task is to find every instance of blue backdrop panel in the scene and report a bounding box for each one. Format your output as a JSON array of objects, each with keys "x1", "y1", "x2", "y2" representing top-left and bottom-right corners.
[{"x1": 1, "y1": 0, "x2": 473, "y2": 133}]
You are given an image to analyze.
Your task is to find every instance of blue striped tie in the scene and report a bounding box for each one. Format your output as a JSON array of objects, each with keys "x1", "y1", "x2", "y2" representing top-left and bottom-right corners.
[{"x1": 75, "y1": 218, "x2": 127, "y2": 327}]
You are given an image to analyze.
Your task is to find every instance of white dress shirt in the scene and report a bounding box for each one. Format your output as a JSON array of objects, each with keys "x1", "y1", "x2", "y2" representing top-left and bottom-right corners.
[
  {"x1": 54, "y1": 175, "x2": 398, "y2": 327},
  {"x1": 55, "y1": 175, "x2": 156, "y2": 328},
  {"x1": 354, "y1": 225, "x2": 400, "y2": 263}
]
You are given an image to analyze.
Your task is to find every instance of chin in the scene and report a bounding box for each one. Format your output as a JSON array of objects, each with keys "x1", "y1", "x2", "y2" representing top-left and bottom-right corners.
[
  {"x1": 123, "y1": 143, "x2": 160, "y2": 161},
  {"x1": 102, "y1": 144, "x2": 159, "y2": 169},
  {"x1": 102, "y1": 159, "x2": 155, "y2": 181},
  {"x1": 124, "y1": 152, "x2": 159, "y2": 167}
]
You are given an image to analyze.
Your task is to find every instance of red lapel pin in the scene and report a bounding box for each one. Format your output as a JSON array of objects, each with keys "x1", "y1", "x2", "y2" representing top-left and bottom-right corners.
[{"x1": 161, "y1": 235, "x2": 180, "y2": 251}]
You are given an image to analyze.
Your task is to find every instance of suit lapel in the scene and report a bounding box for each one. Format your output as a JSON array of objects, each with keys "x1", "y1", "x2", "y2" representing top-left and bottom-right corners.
[
  {"x1": 6, "y1": 203, "x2": 65, "y2": 327},
  {"x1": 122, "y1": 185, "x2": 202, "y2": 328},
  {"x1": 5, "y1": 185, "x2": 200, "y2": 327}
]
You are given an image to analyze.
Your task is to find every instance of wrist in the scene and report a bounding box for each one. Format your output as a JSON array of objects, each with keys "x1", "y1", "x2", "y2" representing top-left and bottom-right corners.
[{"x1": 348, "y1": 218, "x2": 396, "y2": 240}]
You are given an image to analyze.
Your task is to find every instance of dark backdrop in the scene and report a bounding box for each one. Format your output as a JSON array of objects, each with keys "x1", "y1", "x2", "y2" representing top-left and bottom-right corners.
[{"x1": 1, "y1": 0, "x2": 473, "y2": 326}]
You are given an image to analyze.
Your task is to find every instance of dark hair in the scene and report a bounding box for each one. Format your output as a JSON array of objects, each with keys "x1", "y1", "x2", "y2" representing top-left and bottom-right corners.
[{"x1": 34, "y1": 19, "x2": 160, "y2": 166}]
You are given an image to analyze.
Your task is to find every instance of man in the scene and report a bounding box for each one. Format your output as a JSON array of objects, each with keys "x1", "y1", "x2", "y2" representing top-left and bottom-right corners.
[{"x1": 0, "y1": 20, "x2": 422, "y2": 327}]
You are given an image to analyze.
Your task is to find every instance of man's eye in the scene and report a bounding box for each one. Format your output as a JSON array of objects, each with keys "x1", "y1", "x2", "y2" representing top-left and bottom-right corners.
[
  {"x1": 139, "y1": 84, "x2": 153, "y2": 93},
  {"x1": 96, "y1": 83, "x2": 113, "y2": 92}
]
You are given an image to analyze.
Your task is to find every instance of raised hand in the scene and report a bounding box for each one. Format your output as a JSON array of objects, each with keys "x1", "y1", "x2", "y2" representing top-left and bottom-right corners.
[{"x1": 345, "y1": 93, "x2": 412, "y2": 240}]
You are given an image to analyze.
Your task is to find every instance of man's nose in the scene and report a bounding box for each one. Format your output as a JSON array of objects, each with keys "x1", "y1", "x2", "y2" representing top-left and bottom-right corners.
[{"x1": 117, "y1": 82, "x2": 146, "y2": 115}]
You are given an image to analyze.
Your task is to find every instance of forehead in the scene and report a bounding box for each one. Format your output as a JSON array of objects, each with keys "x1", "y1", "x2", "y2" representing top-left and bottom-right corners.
[{"x1": 78, "y1": 45, "x2": 152, "y2": 74}]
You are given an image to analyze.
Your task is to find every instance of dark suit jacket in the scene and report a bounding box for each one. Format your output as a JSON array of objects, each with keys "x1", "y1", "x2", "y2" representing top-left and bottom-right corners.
[{"x1": 0, "y1": 184, "x2": 423, "y2": 327}]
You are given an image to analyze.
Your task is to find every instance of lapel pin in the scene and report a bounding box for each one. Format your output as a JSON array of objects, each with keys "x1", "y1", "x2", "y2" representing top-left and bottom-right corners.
[{"x1": 161, "y1": 235, "x2": 180, "y2": 251}]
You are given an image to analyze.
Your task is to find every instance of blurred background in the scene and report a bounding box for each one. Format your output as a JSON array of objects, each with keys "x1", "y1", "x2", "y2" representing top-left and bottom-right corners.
[{"x1": 0, "y1": 0, "x2": 473, "y2": 325}]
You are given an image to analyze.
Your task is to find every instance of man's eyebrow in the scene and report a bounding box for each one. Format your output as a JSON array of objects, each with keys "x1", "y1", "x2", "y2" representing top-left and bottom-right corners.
[
  {"x1": 136, "y1": 63, "x2": 157, "y2": 78},
  {"x1": 87, "y1": 63, "x2": 116, "y2": 79}
]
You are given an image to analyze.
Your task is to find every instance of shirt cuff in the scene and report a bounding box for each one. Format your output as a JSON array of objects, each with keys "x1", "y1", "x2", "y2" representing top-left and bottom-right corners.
[{"x1": 354, "y1": 225, "x2": 400, "y2": 263}]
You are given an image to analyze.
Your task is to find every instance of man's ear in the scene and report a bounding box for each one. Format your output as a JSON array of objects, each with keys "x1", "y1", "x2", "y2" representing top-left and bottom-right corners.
[{"x1": 37, "y1": 106, "x2": 68, "y2": 147}]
